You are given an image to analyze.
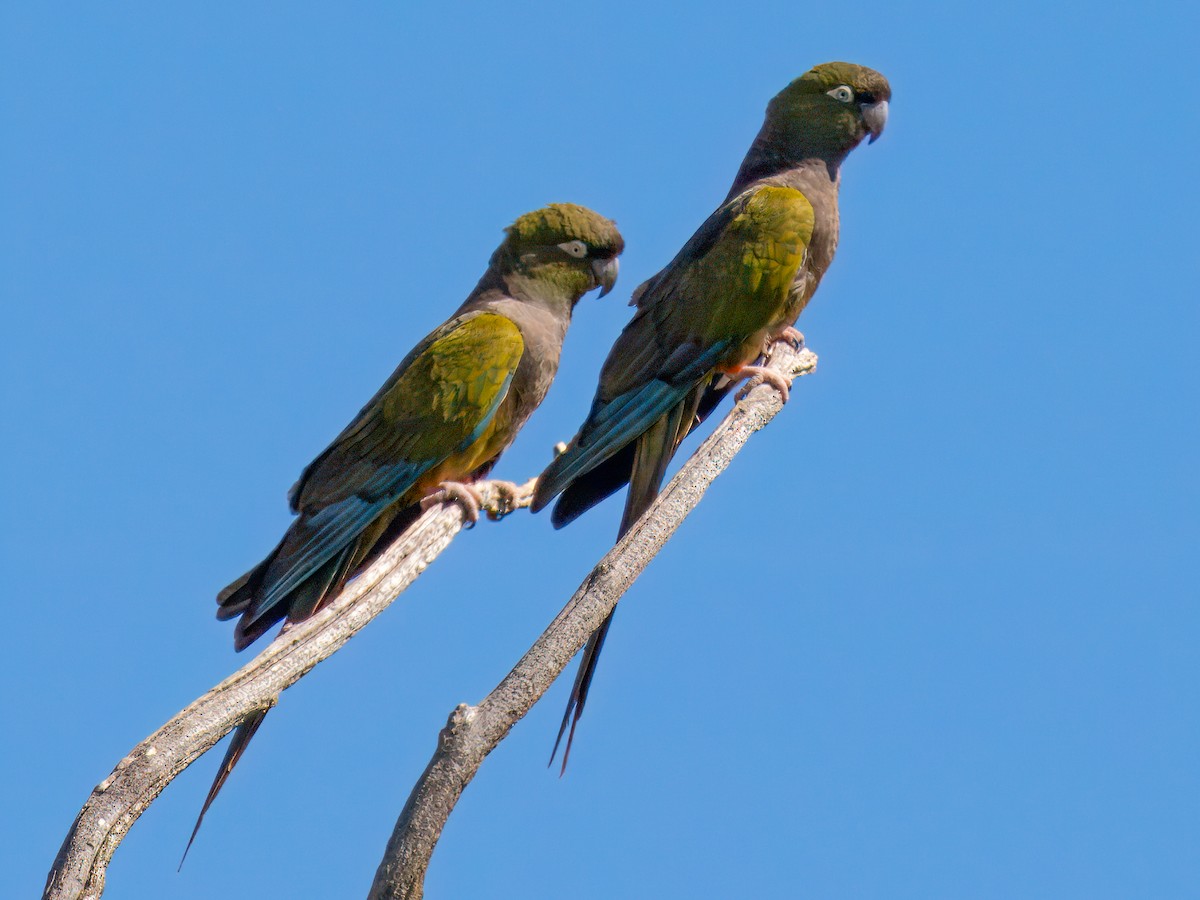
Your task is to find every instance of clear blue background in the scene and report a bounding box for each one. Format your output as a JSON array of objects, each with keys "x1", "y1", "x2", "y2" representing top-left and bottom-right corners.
[{"x1": 4, "y1": 2, "x2": 1197, "y2": 897}]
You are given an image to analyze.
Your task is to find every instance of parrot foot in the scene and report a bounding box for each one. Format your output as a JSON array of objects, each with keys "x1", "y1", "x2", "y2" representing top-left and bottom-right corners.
[
  {"x1": 734, "y1": 365, "x2": 791, "y2": 403},
  {"x1": 773, "y1": 326, "x2": 805, "y2": 350},
  {"x1": 484, "y1": 480, "x2": 523, "y2": 521},
  {"x1": 422, "y1": 481, "x2": 484, "y2": 525}
]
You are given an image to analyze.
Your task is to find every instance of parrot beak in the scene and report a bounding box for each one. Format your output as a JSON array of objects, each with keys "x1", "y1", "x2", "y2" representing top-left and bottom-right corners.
[
  {"x1": 862, "y1": 99, "x2": 888, "y2": 143},
  {"x1": 591, "y1": 256, "x2": 619, "y2": 297}
]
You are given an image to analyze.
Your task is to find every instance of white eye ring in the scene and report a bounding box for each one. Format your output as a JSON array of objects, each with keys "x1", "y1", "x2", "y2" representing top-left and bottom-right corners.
[
  {"x1": 558, "y1": 239, "x2": 588, "y2": 258},
  {"x1": 826, "y1": 85, "x2": 854, "y2": 103}
]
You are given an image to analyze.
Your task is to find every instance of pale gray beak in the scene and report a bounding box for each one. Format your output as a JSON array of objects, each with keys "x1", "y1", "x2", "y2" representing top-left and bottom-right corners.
[
  {"x1": 862, "y1": 99, "x2": 889, "y2": 143},
  {"x1": 591, "y1": 256, "x2": 619, "y2": 297}
]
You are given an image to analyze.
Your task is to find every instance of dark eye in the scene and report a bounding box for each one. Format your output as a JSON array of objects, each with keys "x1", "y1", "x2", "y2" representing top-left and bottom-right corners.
[
  {"x1": 557, "y1": 240, "x2": 588, "y2": 258},
  {"x1": 826, "y1": 85, "x2": 854, "y2": 103}
]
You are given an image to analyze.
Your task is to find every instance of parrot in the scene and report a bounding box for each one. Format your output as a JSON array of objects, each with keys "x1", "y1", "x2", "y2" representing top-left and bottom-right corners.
[
  {"x1": 531, "y1": 62, "x2": 891, "y2": 770},
  {"x1": 183, "y1": 202, "x2": 624, "y2": 860}
]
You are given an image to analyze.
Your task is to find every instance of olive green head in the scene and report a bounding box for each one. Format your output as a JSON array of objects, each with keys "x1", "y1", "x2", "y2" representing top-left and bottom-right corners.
[
  {"x1": 495, "y1": 203, "x2": 625, "y2": 302},
  {"x1": 764, "y1": 61, "x2": 891, "y2": 162}
]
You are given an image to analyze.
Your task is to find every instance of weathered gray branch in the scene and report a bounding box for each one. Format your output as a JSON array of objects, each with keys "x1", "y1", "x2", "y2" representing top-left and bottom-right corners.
[
  {"x1": 368, "y1": 342, "x2": 818, "y2": 900},
  {"x1": 43, "y1": 479, "x2": 536, "y2": 900}
]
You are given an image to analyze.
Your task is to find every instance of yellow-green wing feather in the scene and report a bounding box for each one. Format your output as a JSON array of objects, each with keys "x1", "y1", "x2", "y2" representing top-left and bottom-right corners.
[
  {"x1": 293, "y1": 311, "x2": 524, "y2": 511},
  {"x1": 536, "y1": 186, "x2": 812, "y2": 503},
  {"x1": 248, "y1": 311, "x2": 524, "y2": 630},
  {"x1": 660, "y1": 185, "x2": 813, "y2": 355}
]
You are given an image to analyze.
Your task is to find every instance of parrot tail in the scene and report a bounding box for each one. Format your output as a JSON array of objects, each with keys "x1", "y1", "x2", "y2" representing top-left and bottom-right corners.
[
  {"x1": 190, "y1": 502, "x2": 422, "y2": 861},
  {"x1": 552, "y1": 398, "x2": 697, "y2": 771},
  {"x1": 179, "y1": 708, "x2": 269, "y2": 869},
  {"x1": 216, "y1": 500, "x2": 419, "y2": 652},
  {"x1": 549, "y1": 377, "x2": 730, "y2": 529},
  {"x1": 214, "y1": 564, "x2": 261, "y2": 621},
  {"x1": 186, "y1": 544, "x2": 364, "y2": 862},
  {"x1": 550, "y1": 444, "x2": 636, "y2": 529},
  {"x1": 216, "y1": 543, "x2": 355, "y2": 651},
  {"x1": 549, "y1": 615, "x2": 614, "y2": 774}
]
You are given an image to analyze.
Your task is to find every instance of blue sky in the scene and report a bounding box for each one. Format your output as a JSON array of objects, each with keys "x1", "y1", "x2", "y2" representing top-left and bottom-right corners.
[{"x1": 4, "y1": 2, "x2": 1197, "y2": 897}]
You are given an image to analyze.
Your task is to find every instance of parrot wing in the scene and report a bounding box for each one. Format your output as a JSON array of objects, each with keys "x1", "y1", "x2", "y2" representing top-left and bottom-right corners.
[
  {"x1": 536, "y1": 185, "x2": 815, "y2": 770},
  {"x1": 221, "y1": 311, "x2": 525, "y2": 637},
  {"x1": 534, "y1": 185, "x2": 814, "y2": 513}
]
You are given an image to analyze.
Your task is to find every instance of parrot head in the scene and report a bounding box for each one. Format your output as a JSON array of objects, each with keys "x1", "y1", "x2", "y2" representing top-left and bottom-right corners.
[
  {"x1": 496, "y1": 203, "x2": 625, "y2": 304},
  {"x1": 764, "y1": 62, "x2": 891, "y2": 162}
]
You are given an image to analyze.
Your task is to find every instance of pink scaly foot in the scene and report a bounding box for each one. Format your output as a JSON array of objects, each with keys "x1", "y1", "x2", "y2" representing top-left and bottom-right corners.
[
  {"x1": 734, "y1": 365, "x2": 792, "y2": 403},
  {"x1": 773, "y1": 326, "x2": 805, "y2": 350},
  {"x1": 421, "y1": 481, "x2": 484, "y2": 525},
  {"x1": 485, "y1": 480, "x2": 523, "y2": 521}
]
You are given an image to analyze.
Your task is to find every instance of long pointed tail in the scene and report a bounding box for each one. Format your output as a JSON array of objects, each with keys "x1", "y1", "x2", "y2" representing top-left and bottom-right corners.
[
  {"x1": 188, "y1": 505, "x2": 416, "y2": 862},
  {"x1": 549, "y1": 615, "x2": 614, "y2": 774},
  {"x1": 179, "y1": 708, "x2": 270, "y2": 868},
  {"x1": 551, "y1": 399, "x2": 695, "y2": 771}
]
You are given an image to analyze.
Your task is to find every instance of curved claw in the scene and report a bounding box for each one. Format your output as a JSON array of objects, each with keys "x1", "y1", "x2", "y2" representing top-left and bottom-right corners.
[
  {"x1": 421, "y1": 481, "x2": 484, "y2": 525},
  {"x1": 734, "y1": 365, "x2": 791, "y2": 403},
  {"x1": 485, "y1": 480, "x2": 522, "y2": 521},
  {"x1": 774, "y1": 326, "x2": 805, "y2": 351}
]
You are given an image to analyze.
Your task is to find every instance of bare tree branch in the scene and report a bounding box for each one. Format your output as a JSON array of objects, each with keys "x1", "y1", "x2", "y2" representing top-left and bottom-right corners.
[
  {"x1": 368, "y1": 342, "x2": 818, "y2": 900},
  {"x1": 43, "y1": 479, "x2": 536, "y2": 900}
]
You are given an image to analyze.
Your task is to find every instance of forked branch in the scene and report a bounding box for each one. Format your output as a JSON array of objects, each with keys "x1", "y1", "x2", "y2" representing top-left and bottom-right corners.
[
  {"x1": 45, "y1": 341, "x2": 815, "y2": 900},
  {"x1": 43, "y1": 479, "x2": 535, "y2": 900}
]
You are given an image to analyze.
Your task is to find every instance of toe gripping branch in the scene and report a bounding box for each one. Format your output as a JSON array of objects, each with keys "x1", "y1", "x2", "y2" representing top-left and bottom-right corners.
[
  {"x1": 733, "y1": 333, "x2": 816, "y2": 403},
  {"x1": 420, "y1": 477, "x2": 537, "y2": 525}
]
